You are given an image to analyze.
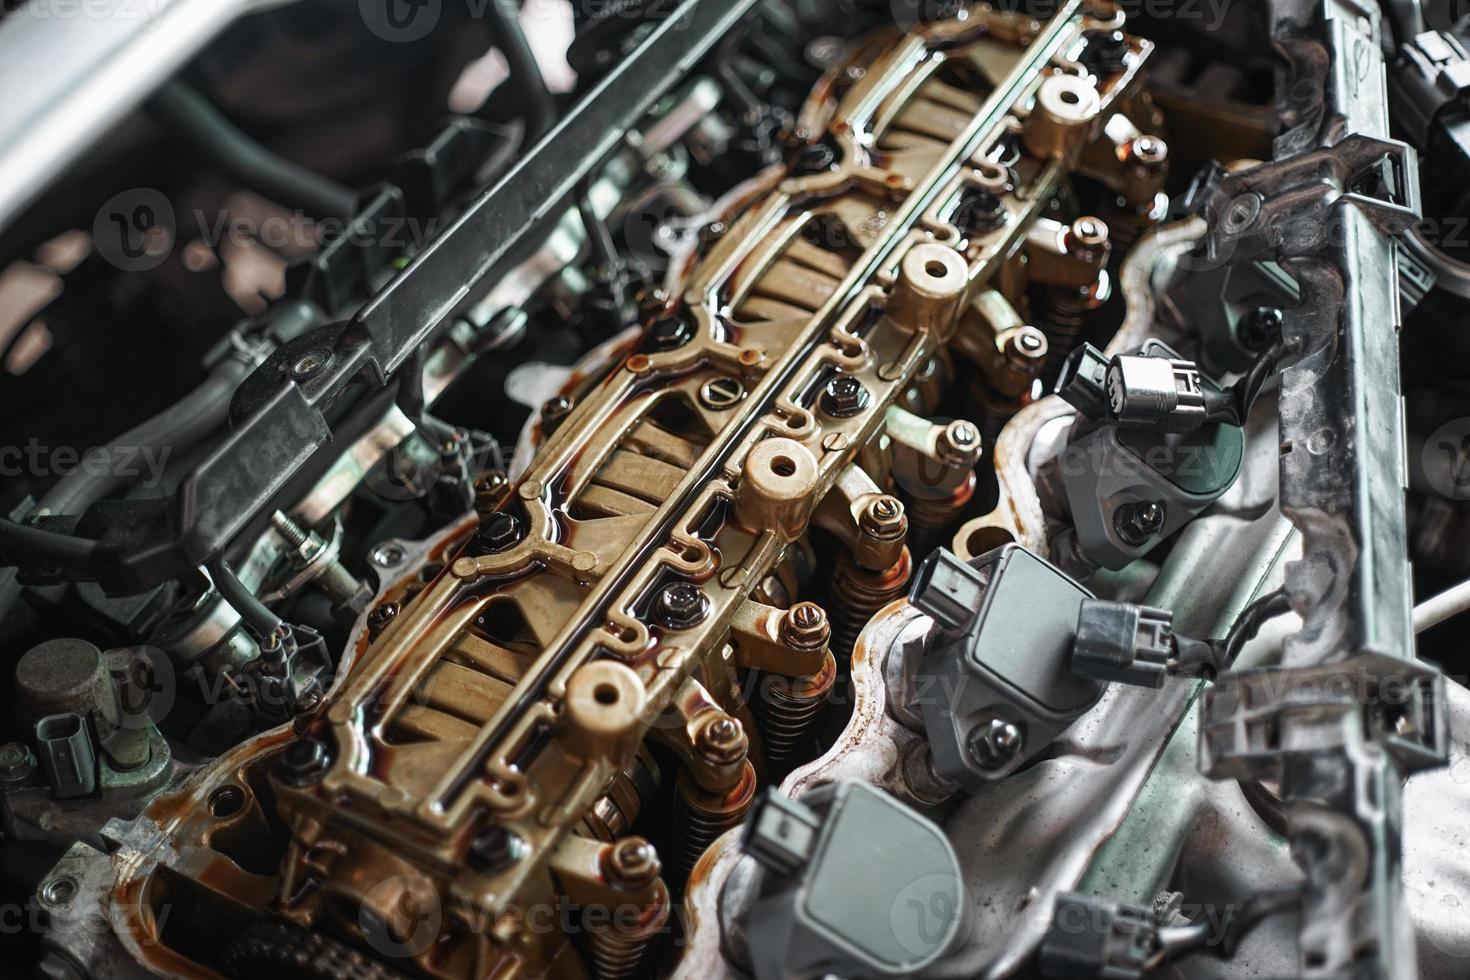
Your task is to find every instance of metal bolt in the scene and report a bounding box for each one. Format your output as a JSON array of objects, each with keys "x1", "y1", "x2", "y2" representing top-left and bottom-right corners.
[
  {"x1": 1131, "y1": 135, "x2": 1168, "y2": 168},
  {"x1": 644, "y1": 315, "x2": 694, "y2": 352},
  {"x1": 475, "y1": 512, "x2": 525, "y2": 554},
  {"x1": 290, "y1": 348, "x2": 332, "y2": 381},
  {"x1": 968, "y1": 718, "x2": 1023, "y2": 770},
  {"x1": 860, "y1": 495, "x2": 907, "y2": 542},
  {"x1": 0, "y1": 742, "x2": 35, "y2": 784},
  {"x1": 605, "y1": 837, "x2": 661, "y2": 889},
  {"x1": 695, "y1": 715, "x2": 747, "y2": 766},
  {"x1": 792, "y1": 141, "x2": 839, "y2": 176},
  {"x1": 541, "y1": 395, "x2": 575, "y2": 435},
  {"x1": 1114, "y1": 500, "x2": 1167, "y2": 546},
  {"x1": 474, "y1": 471, "x2": 509, "y2": 512},
  {"x1": 820, "y1": 375, "x2": 870, "y2": 418},
  {"x1": 952, "y1": 189, "x2": 1008, "y2": 236},
  {"x1": 468, "y1": 826, "x2": 526, "y2": 873},
  {"x1": 1080, "y1": 29, "x2": 1130, "y2": 75},
  {"x1": 1240, "y1": 306, "x2": 1284, "y2": 353},
  {"x1": 367, "y1": 602, "x2": 399, "y2": 635},
  {"x1": 938, "y1": 420, "x2": 982, "y2": 465},
  {"x1": 782, "y1": 602, "x2": 831, "y2": 652},
  {"x1": 276, "y1": 737, "x2": 330, "y2": 787},
  {"x1": 699, "y1": 376, "x2": 746, "y2": 411},
  {"x1": 654, "y1": 582, "x2": 708, "y2": 630},
  {"x1": 1067, "y1": 216, "x2": 1110, "y2": 260}
]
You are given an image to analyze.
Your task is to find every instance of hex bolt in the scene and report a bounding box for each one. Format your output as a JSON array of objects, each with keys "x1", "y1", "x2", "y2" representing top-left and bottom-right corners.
[
  {"x1": 469, "y1": 826, "x2": 526, "y2": 873},
  {"x1": 1114, "y1": 500, "x2": 1167, "y2": 546},
  {"x1": 604, "y1": 837, "x2": 661, "y2": 889},
  {"x1": 820, "y1": 375, "x2": 870, "y2": 418},
  {"x1": 952, "y1": 189, "x2": 1008, "y2": 236},
  {"x1": 781, "y1": 602, "x2": 831, "y2": 652},
  {"x1": 937, "y1": 420, "x2": 982, "y2": 466},
  {"x1": 1240, "y1": 306, "x2": 1284, "y2": 353},
  {"x1": 968, "y1": 718, "x2": 1023, "y2": 770},
  {"x1": 695, "y1": 715, "x2": 748, "y2": 767},
  {"x1": 0, "y1": 742, "x2": 36, "y2": 785},
  {"x1": 276, "y1": 737, "x2": 330, "y2": 787},
  {"x1": 644, "y1": 315, "x2": 694, "y2": 352},
  {"x1": 860, "y1": 495, "x2": 908, "y2": 542},
  {"x1": 1066, "y1": 216, "x2": 1110, "y2": 263},
  {"x1": 475, "y1": 512, "x2": 525, "y2": 554},
  {"x1": 474, "y1": 471, "x2": 509, "y2": 512},
  {"x1": 541, "y1": 395, "x2": 575, "y2": 435},
  {"x1": 654, "y1": 582, "x2": 708, "y2": 630},
  {"x1": 792, "y1": 141, "x2": 839, "y2": 176},
  {"x1": 1131, "y1": 135, "x2": 1168, "y2": 170},
  {"x1": 1080, "y1": 28, "x2": 1130, "y2": 74},
  {"x1": 367, "y1": 602, "x2": 399, "y2": 635}
]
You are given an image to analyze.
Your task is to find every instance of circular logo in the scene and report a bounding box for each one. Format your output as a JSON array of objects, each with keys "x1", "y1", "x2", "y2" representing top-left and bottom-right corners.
[
  {"x1": 1422, "y1": 418, "x2": 1470, "y2": 501},
  {"x1": 360, "y1": 0, "x2": 442, "y2": 44},
  {"x1": 888, "y1": 872, "x2": 968, "y2": 962},
  {"x1": 360, "y1": 874, "x2": 443, "y2": 958},
  {"x1": 92, "y1": 189, "x2": 175, "y2": 272}
]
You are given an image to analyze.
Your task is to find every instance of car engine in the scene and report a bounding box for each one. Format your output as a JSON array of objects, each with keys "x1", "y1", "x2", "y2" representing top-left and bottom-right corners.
[{"x1": 1, "y1": 0, "x2": 1469, "y2": 977}]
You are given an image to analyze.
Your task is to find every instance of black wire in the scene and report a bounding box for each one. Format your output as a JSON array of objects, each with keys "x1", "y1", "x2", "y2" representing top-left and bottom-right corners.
[
  {"x1": 0, "y1": 519, "x2": 100, "y2": 570},
  {"x1": 483, "y1": 0, "x2": 557, "y2": 144},
  {"x1": 206, "y1": 557, "x2": 284, "y2": 640},
  {"x1": 1221, "y1": 587, "x2": 1293, "y2": 666},
  {"x1": 147, "y1": 81, "x2": 358, "y2": 220}
]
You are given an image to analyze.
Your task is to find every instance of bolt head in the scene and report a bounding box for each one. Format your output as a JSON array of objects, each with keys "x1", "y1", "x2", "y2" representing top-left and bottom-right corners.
[
  {"x1": 696, "y1": 715, "x2": 747, "y2": 765},
  {"x1": 606, "y1": 838, "x2": 661, "y2": 888},
  {"x1": 277, "y1": 737, "x2": 330, "y2": 787},
  {"x1": 1068, "y1": 216, "x2": 1110, "y2": 252},
  {"x1": 938, "y1": 420, "x2": 982, "y2": 464},
  {"x1": 860, "y1": 496, "x2": 907, "y2": 541},
  {"x1": 782, "y1": 602, "x2": 831, "y2": 651},
  {"x1": 1114, "y1": 501, "x2": 1167, "y2": 546},
  {"x1": 1132, "y1": 135, "x2": 1168, "y2": 167},
  {"x1": 0, "y1": 742, "x2": 35, "y2": 782},
  {"x1": 541, "y1": 395, "x2": 574, "y2": 435},
  {"x1": 654, "y1": 582, "x2": 708, "y2": 630},
  {"x1": 469, "y1": 826, "x2": 526, "y2": 873},
  {"x1": 968, "y1": 718, "x2": 1023, "y2": 770},
  {"x1": 475, "y1": 512, "x2": 525, "y2": 555},
  {"x1": 1080, "y1": 29, "x2": 1130, "y2": 75},
  {"x1": 820, "y1": 375, "x2": 870, "y2": 418},
  {"x1": 644, "y1": 315, "x2": 694, "y2": 352},
  {"x1": 953, "y1": 189, "x2": 1007, "y2": 236},
  {"x1": 367, "y1": 601, "x2": 399, "y2": 634}
]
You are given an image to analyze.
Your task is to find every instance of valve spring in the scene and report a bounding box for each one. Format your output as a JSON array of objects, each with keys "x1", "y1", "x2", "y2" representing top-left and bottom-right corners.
[
  {"x1": 672, "y1": 764, "x2": 757, "y2": 879},
  {"x1": 758, "y1": 653, "x2": 837, "y2": 773},
  {"x1": 905, "y1": 473, "x2": 978, "y2": 559},
  {"x1": 1039, "y1": 285, "x2": 1092, "y2": 374},
  {"x1": 587, "y1": 881, "x2": 671, "y2": 980},
  {"x1": 829, "y1": 548, "x2": 913, "y2": 662}
]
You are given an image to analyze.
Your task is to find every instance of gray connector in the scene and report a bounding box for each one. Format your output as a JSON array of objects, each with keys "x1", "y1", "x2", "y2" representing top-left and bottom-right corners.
[
  {"x1": 34, "y1": 713, "x2": 97, "y2": 800},
  {"x1": 1105, "y1": 354, "x2": 1207, "y2": 432},
  {"x1": 1040, "y1": 892, "x2": 1158, "y2": 980},
  {"x1": 907, "y1": 546, "x2": 1101, "y2": 791},
  {"x1": 1072, "y1": 599, "x2": 1174, "y2": 688},
  {"x1": 741, "y1": 782, "x2": 966, "y2": 980}
]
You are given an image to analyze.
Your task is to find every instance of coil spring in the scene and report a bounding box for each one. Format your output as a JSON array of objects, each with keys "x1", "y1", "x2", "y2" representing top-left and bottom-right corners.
[
  {"x1": 587, "y1": 882, "x2": 671, "y2": 980},
  {"x1": 905, "y1": 474, "x2": 977, "y2": 560},
  {"x1": 759, "y1": 653, "x2": 837, "y2": 772},
  {"x1": 830, "y1": 547, "x2": 913, "y2": 662},
  {"x1": 672, "y1": 764, "x2": 756, "y2": 878},
  {"x1": 1039, "y1": 284, "x2": 1092, "y2": 374}
]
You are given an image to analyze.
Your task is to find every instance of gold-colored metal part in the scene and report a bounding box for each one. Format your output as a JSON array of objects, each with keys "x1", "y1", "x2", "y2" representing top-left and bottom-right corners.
[{"x1": 114, "y1": 6, "x2": 1159, "y2": 978}]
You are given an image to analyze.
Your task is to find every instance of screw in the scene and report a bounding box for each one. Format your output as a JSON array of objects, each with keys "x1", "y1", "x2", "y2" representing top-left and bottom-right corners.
[
  {"x1": 541, "y1": 395, "x2": 574, "y2": 435},
  {"x1": 475, "y1": 512, "x2": 525, "y2": 554},
  {"x1": 968, "y1": 718, "x2": 1023, "y2": 770},
  {"x1": 699, "y1": 376, "x2": 746, "y2": 411},
  {"x1": 0, "y1": 742, "x2": 35, "y2": 784},
  {"x1": 654, "y1": 582, "x2": 708, "y2": 630},
  {"x1": 695, "y1": 715, "x2": 747, "y2": 766},
  {"x1": 1240, "y1": 306, "x2": 1283, "y2": 353},
  {"x1": 1131, "y1": 135, "x2": 1168, "y2": 169},
  {"x1": 820, "y1": 375, "x2": 870, "y2": 418},
  {"x1": 1114, "y1": 500, "x2": 1167, "y2": 546},
  {"x1": 1080, "y1": 29, "x2": 1130, "y2": 75},
  {"x1": 860, "y1": 495, "x2": 907, "y2": 542},
  {"x1": 367, "y1": 602, "x2": 399, "y2": 635},
  {"x1": 277, "y1": 737, "x2": 330, "y2": 787},
  {"x1": 1067, "y1": 217, "x2": 1110, "y2": 261},
  {"x1": 792, "y1": 141, "x2": 839, "y2": 176},
  {"x1": 468, "y1": 826, "x2": 526, "y2": 874},
  {"x1": 938, "y1": 420, "x2": 982, "y2": 465},
  {"x1": 953, "y1": 189, "x2": 1008, "y2": 236},
  {"x1": 782, "y1": 602, "x2": 831, "y2": 652},
  {"x1": 644, "y1": 315, "x2": 694, "y2": 352},
  {"x1": 605, "y1": 837, "x2": 661, "y2": 889},
  {"x1": 474, "y1": 471, "x2": 509, "y2": 512},
  {"x1": 290, "y1": 348, "x2": 332, "y2": 381}
]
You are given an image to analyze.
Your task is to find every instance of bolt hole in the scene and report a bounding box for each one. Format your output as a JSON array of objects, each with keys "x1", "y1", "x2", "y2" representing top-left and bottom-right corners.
[
  {"x1": 594, "y1": 684, "x2": 620, "y2": 706},
  {"x1": 966, "y1": 525, "x2": 1016, "y2": 558},
  {"x1": 41, "y1": 876, "x2": 77, "y2": 907},
  {"x1": 925, "y1": 260, "x2": 948, "y2": 279},
  {"x1": 209, "y1": 785, "x2": 247, "y2": 819},
  {"x1": 1060, "y1": 88, "x2": 1081, "y2": 105},
  {"x1": 770, "y1": 455, "x2": 797, "y2": 477}
]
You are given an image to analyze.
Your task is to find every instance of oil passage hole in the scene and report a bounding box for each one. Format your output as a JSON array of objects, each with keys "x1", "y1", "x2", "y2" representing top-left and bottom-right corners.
[
  {"x1": 1060, "y1": 89, "x2": 1081, "y2": 105},
  {"x1": 594, "y1": 684, "x2": 620, "y2": 705},
  {"x1": 925, "y1": 260, "x2": 948, "y2": 279},
  {"x1": 770, "y1": 456, "x2": 797, "y2": 477},
  {"x1": 209, "y1": 785, "x2": 247, "y2": 819}
]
